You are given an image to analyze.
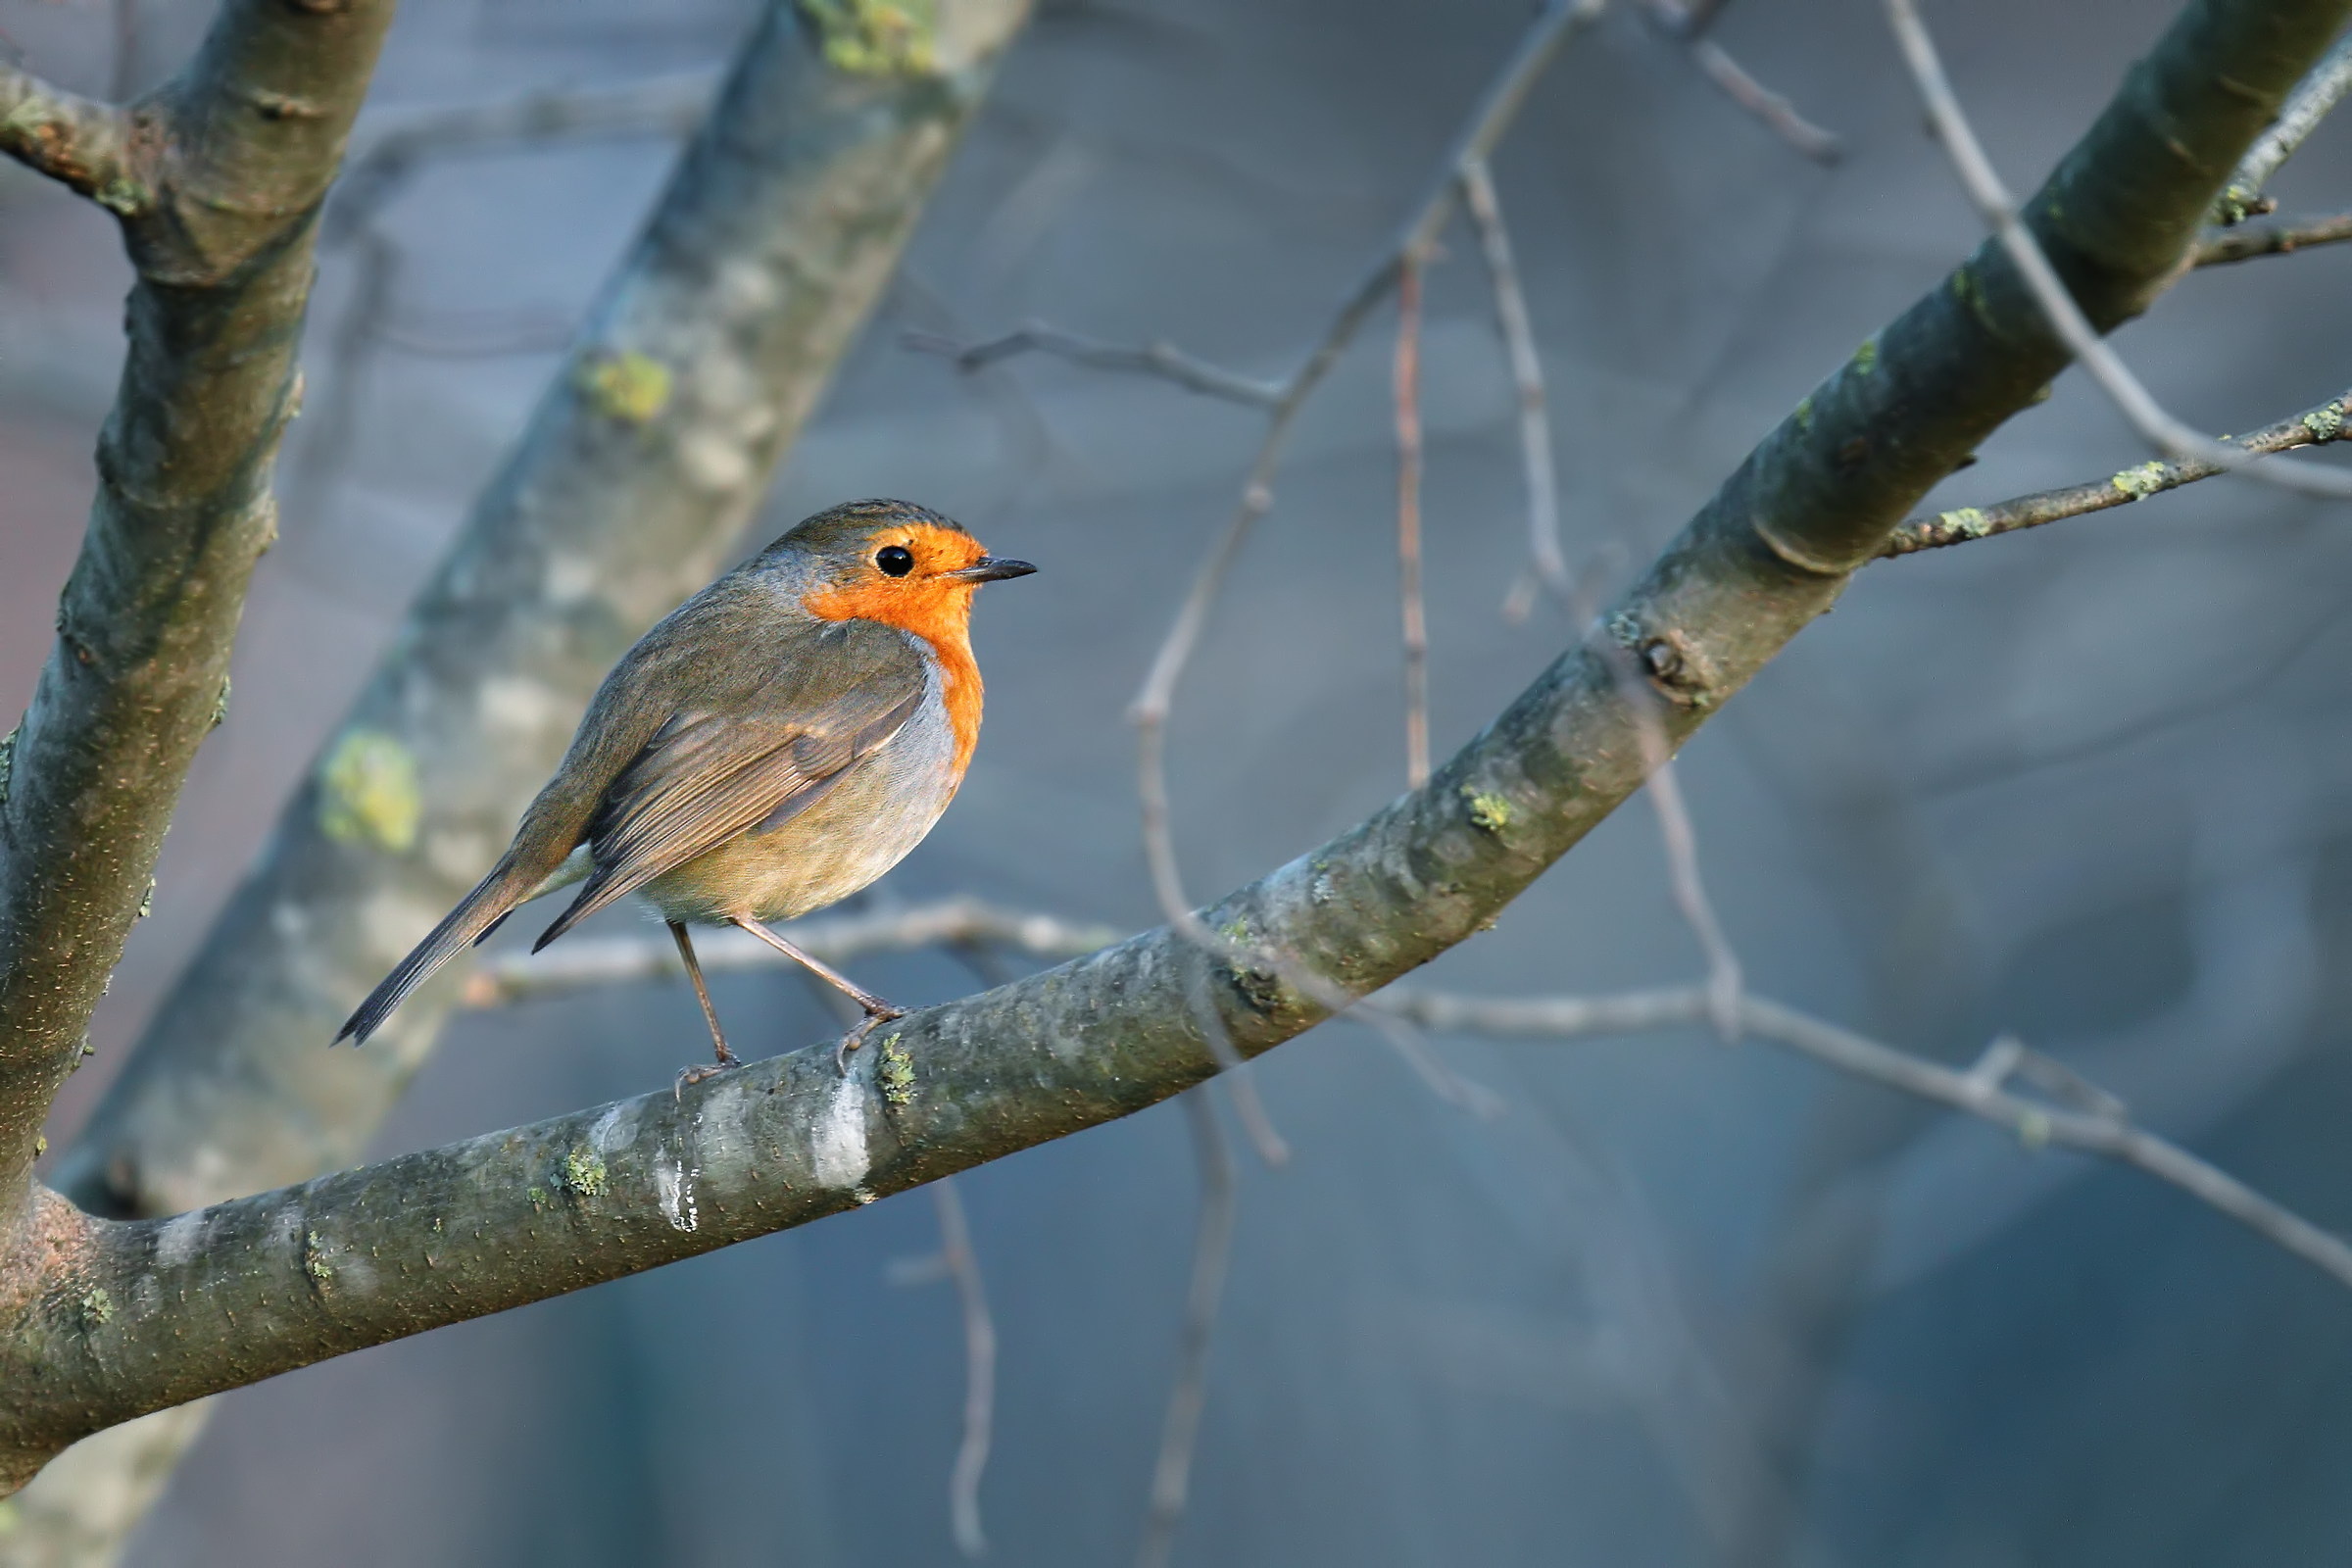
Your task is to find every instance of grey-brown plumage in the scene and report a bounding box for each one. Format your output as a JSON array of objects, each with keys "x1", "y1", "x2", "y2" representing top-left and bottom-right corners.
[{"x1": 336, "y1": 499, "x2": 1034, "y2": 1070}]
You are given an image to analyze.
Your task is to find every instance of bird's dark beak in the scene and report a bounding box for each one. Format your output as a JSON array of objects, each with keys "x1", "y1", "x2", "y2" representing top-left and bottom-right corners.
[{"x1": 947, "y1": 557, "x2": 1038, "y2": 583}]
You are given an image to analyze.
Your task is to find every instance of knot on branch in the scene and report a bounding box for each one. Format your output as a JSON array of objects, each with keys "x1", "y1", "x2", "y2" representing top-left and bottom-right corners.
[{"x1": 1605, "y1": 612, "x2": 1716, "y2": 708}]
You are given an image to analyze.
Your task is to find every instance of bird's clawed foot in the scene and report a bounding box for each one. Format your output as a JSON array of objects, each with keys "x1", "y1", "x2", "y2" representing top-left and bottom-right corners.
[
  {"x1": 669, "y1": 923, "x2": 743, "y2": 1098},
  {"x1": 835, "y1": 1002, "x2": 906, "y2": 1077},
  {"x1": 674, "y1": 1040, "x2": 741, "y2": 1099}
]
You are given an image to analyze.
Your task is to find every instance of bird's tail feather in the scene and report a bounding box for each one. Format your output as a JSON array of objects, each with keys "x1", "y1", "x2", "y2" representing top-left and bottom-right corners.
[{"x1": 336, "y1": 856, "x2": 538, "y2": 1045}]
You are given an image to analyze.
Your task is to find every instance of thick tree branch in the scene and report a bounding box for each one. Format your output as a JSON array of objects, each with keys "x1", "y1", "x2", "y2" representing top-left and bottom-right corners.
[
  {"x1": 354, "y1": 901, "x2": 2352, "y2": 1300},
  {"x1": 1462, "y1": 157, "x2": 1572, "y2": 619},
  {"x1": 52, "y1": 0, "x2": 1037, "y2": 1230},
  {"x1": 0, "y1": 0, "x2": 397, "y2": 1219},
  {"x1": 1, "y1": 0, "x2": 2336, "y2": 1484},
  {"x1": 0, "y1": 65, "x2": 132, "y2": 203},
  {"x1": 1882, "y1": 388, "x2": 2352, "y2": 556}
]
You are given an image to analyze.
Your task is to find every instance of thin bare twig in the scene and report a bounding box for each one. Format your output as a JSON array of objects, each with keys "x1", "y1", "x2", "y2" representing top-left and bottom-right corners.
[
  {"x1": 2213, "y1": 26, "x2": 2352, "y2": 223},
  {"x1": 901, "y1": 324, "x2": 1283, "y2": 408},
  {"x1": 882, "y1": 1178, "x2": 999, "y2": 1557},
  {"x1": 1652, "y1": 0, "x2": 1733, "y2": 38},
  {"x1": 328, "y1": 71, "x2": 717, "y2": 241},
  {"x1": 1098, "y1": 0, "x2": 1605, "y2": 1135},
  {"x1": 368, "y1": 312, "x2": 575, "y2": 360},
  {"x1": 1395, "y1": 256, "x2": 1432, "y2": 789},
  {"x1": 1463, "y1": 146, "x2": 1743, "y2": 1039},
  {"x1": 1883, "y1": 388, "x2": 2352, "y2": 557},
  {"x1": 1185, "y1": 953, "x2": 1293, "y2": 1168},
  {"x1": 1459, "y1": 157, "x2": 1571, "y2": 622},
  {"x1": 1352, "y1": 1011, "x2": 1509, "y2": 1119},
  {"x1": 1886, "y1": 0, "x2": 2352, "y2": 499},
  {"x1": 1640, "y1": 0, "x2": 1840, "y2": 166},
  {"x1": 2194, "y1": 211, "x2": 2352, "y2": 267},
  {"x1": 1377, "y1": 985, "x2": 2352, "y2": 1293},
  {"x1": 1135, "y1": 1091, "x2": 1239, "y2": 1568},
  {"x1": 1634, "y1": 710, "x2": 1743, "y2": 1038},
  {"x1": 459, "y1": 897, "x2": 1124, "y2": 1007},
  {"x1": 1685, "y1": 39, "x2": 1841, "y2": 166},
  {"x1": 932, "y1": 1179, "x2": 996, "y2": 1560},
  {"x1": 1127, "y1": 0, "x2": 1607, "y2": 864},
  {"x1": 1583, "y1": 604, "x2": 1751, "y2": 1039}
]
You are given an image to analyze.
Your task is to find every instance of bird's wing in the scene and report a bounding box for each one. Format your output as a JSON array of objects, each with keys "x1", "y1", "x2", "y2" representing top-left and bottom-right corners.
[{"x1": 532, "y1": 620, "x2": 928, "y2": 948}]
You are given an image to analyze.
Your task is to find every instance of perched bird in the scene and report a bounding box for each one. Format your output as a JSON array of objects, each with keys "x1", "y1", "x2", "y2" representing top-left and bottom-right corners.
[{"x1": 336, "y1": 498, "x2": 1036, "y2": 1081}]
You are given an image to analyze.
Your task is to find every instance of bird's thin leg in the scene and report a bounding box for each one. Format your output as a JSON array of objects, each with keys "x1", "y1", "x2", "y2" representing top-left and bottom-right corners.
[
  {"x1": 732, "y1": 916, "x2": 906, "y2": 1074},
  {"x1": 672, "y1": 921, "x2": 740, "y2": 1092}
]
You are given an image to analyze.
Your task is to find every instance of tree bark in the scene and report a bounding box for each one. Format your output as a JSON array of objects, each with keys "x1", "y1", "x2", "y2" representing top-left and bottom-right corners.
[{"x1": 5, "y1": 0, "x2": 2336, "y2": 1492}]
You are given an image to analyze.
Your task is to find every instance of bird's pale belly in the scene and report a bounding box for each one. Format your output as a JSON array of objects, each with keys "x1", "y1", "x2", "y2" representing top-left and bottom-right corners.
[{"x1": 641, "y1": 699, "x2": 961, "y2": 926}]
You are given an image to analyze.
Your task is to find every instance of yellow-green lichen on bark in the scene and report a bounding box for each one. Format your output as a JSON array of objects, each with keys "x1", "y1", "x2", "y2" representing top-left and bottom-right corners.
[
  {"x1": 879, "y1": 1038, "x2": 916, "y2": 1105},
  {"x1": 798, "y1": 0, "x2": 940, "y2": 75},
  {"x1": 578, "y1": 351, "x2": 673, "y2": 423},
  {"x1": 318, "y1": 729, "x2": 421, "y2": 854},
  {"x1": 1461, "y1": 787, "x2": 1513, "y2": 832},
  {"x1": 558, "y1": 1147, "x2": 609, "y2": 1198}
]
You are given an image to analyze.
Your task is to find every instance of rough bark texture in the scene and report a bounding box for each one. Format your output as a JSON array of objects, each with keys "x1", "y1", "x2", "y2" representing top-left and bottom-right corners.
[
  {"x1": 4, "y1": 0, "x2": 2336, "y2": 1491},
  {"x1": 0, "y1": 0, "x2": 399, "y2": 1237},
  {"x1": 52, "y1": 0, "x2": 1035, "y2": 1225}
]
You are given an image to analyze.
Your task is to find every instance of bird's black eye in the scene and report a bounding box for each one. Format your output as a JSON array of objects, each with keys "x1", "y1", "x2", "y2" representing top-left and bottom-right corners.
[{"x1": 876, "y1": 545, "x2": 915, "y2": 577}]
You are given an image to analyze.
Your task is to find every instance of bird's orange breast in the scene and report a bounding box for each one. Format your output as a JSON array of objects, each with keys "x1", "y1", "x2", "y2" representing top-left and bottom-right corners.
[{"x1": 803, "y1": 575, "x2": 984, "y2": 775}]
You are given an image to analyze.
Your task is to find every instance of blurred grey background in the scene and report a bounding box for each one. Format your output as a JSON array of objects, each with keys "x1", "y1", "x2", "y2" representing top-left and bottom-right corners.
[{"x1": 8, "y1": 0, "x2": 2352, "y2": 1562}]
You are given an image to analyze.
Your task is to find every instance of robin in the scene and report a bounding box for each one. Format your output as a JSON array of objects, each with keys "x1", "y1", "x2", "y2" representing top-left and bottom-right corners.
[{"x1": 336, "y1": 498, "x2": 1036, "y2": 1081}]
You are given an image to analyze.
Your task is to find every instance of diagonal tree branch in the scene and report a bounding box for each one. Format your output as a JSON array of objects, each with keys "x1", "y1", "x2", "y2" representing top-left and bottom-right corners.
[
  {"x1": 2, "y1": 0, "x2": 2337, "y2": 1488},
  {"x1": 413, "y1": 903, "x2": 2352, "y2": 1300},
  {"x1": 0, "y1": 0, "x2": 399, "y2": 1221}
]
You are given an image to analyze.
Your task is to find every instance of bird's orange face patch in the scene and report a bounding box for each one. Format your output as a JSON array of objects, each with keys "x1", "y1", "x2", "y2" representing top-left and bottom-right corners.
[
  {"x1": 803, "y1": 522, "x2": 994, "y2": 770},
  {"x1": 801, "y1": 523, "x2": 993, "y2": 641}
]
